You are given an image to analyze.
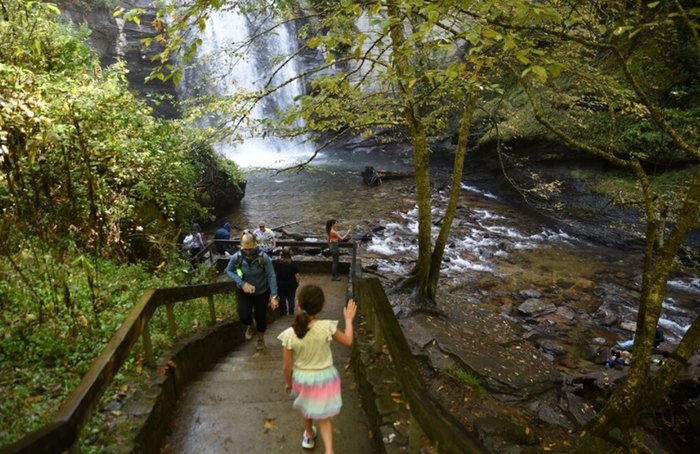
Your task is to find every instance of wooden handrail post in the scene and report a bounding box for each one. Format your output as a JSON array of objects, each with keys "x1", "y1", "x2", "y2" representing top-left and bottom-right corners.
[
  {"x1": 208, "y1": 295, "x2": 217, "y2": 325},
  {"x1": 166, "y1": 304, "x2": 177, "y2": 338},
  {"x1": 142, "y1": 322, "x2": 155, "y2": 368}
]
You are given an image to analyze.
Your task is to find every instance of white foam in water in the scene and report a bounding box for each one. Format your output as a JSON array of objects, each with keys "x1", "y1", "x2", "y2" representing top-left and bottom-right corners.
[
  {"x1": 445, "y1": 257, "x2": 493, "y2": 273},
  {"x1": 474, "y1": 209, "x2": 505, "y2": 220},
  {"x1": 461, "y1": 183, "x2": 500, "y2": 200},
  {"x1": 659, "y1": 317, "x2": 690, "y2": 336},
  {"x1": 485, "y1": 225, "x2": 527, "y2": 239},
  {"x1": 662, "y1": 297, "x2": 693, "y2": 315},
  {"x1": 375, "y1": 259, "x2": 409, "y2": 274},
  {"x1": 667, "y1": 278, "x2": 700, "y2": 294},
  {"x1": 367, "y1": 243, "x2": 396, "y2": 256},
  {"x1": 367, "y1": 237, "x2": 416, "y2": 256},
  {"x1": 218, "y1": 139, "x2": 320, "y2": 169},
  {"x1": 180, "y1": 9, "x2": 315, "y2": 170}
]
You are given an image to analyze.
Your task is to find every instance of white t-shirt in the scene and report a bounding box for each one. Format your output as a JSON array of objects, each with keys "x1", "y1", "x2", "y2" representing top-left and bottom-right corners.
[{"x1": 278, "y1": 319, "x2": 339, "y2": 369}]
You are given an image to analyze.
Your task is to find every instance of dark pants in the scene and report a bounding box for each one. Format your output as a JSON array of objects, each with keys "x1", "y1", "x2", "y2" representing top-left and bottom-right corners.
[
  {"x1": 329, "y1": 241, "x2": 339, "y2": 278},
  {"x1": 278, "y1": 285, "x2": 297, "y2": 315},
  {"x1": 237, "y1": 289, "x2": 270, "y2": 333}
]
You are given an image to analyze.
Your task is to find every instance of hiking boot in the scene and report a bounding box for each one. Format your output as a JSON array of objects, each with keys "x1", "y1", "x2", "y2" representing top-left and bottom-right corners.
[
  {"x1": 256, "y1": 338, "x2": 265, "y2": 351},
  {"x1": 245, "y1": 325, "x2": 255, "y2": 340},
  {"x1": 301, "y1": 426, "x2": 317, "y2": 449}
]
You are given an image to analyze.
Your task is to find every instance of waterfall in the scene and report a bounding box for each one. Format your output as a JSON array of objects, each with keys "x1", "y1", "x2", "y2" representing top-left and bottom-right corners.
[{"x1": 179, "y1": 8, "x2": 314, "y2": 168}]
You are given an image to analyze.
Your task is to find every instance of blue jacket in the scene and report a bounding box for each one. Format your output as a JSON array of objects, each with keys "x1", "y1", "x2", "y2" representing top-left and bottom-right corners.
[
  {"x1": 214, "y1": 223, "x2": 231, "y2": 253},
  {"x1": 226, "y1": 250, "x2": 278, "y2": 296}
]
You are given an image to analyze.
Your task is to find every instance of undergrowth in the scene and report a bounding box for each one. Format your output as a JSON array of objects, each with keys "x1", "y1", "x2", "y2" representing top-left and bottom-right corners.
[{"x1": 0, "y1": 248, "x2": 236, "y2": 449}]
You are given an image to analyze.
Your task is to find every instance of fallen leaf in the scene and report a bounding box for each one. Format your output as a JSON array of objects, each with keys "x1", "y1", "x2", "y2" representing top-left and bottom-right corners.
[{"x1": 263, "y1": 418, "x2": 277, "y2": 433}]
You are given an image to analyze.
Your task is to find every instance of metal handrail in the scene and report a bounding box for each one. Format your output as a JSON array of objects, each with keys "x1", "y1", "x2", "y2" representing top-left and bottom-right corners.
[{"x1": 2, "y1": 240, "x2": 357, "y2": 454}]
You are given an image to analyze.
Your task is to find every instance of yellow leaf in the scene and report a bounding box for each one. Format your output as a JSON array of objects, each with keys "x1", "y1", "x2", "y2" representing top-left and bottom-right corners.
[{"x1": 263, "y1": 418, "x2": 277, "y2": 433}]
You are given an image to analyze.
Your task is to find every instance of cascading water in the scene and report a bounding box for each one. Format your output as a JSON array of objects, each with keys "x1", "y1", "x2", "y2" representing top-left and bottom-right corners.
[{"x1": 178, "y1": 7, "x2": 314, "y2": 168}]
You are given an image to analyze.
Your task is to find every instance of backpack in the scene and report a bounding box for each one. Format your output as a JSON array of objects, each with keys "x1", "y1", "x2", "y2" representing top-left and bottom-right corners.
[
  {"x1": 182, "y1": 234, "x2": 195, "y2": 250},
  {"x1": 234, "y1": 251, "x2": 266, "y2": 271}
]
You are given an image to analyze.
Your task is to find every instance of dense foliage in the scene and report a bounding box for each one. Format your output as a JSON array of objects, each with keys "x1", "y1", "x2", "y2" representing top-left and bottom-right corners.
[{"x1": 0, "y1": 1, "x2": 242, "y2": 446}]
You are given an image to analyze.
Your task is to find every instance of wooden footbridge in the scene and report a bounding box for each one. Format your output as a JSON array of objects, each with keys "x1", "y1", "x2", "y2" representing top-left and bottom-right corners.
[{"x1": 1, "y1": 241, "x2": 484, "y2": 454}]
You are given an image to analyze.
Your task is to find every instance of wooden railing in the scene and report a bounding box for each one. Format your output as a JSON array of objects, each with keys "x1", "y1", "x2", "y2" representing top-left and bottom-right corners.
[
  {"x1": 353, "y1": 277, "x2": 486, "y2": 453},
  {"x1": 2, "y1": 240, "x2": 357, "y2": 454}
]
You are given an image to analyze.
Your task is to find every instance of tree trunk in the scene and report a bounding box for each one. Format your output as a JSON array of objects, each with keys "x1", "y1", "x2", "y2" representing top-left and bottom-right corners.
[
  {"x1": 387, "y1": 3, "x2": 434, "y2": 308},
  {"x1": 427, "y1": 96, "x2": 475, "y2": 297},
  {"x1": 587, "y1": 164, "x2": 700, "y2": 439}
]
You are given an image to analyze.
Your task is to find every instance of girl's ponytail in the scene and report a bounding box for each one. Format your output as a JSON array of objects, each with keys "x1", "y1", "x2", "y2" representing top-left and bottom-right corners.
[{"x1": 293, "y1": 312, "x2": 311, "y2": 338}]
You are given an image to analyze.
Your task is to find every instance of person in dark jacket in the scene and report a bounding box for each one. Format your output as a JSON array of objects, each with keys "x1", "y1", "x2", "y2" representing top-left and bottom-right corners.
[
  {"x1": 274, "y1": 247, "x2": 301, "y2": 316},
  {"x1": 214, "y1": 222, "x2": 231, "y2": 255}
]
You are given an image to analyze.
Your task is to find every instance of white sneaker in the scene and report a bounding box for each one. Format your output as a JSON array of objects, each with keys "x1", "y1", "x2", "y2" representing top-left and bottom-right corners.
[
  {"x1": 245, "y1": 325, "x2": 255, "y2": 340},
  {"x1": 301, "y1": 426, "x2": 317, "y2": 449}
]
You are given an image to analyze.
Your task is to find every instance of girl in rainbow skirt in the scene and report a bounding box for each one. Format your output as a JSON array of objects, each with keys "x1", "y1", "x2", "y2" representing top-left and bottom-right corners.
[{"x1": 277, "y1": 284, "x2": 357, "y2": 453}]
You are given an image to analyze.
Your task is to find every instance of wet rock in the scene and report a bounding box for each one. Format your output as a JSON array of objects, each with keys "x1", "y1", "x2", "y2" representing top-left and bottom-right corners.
[
  {"x1": 473, "y1": 415, "x2": 537, "y2": 445},
  {"x1": 104, "y1": 400, "x2": 122, "y2": 412},
  {"x1": 591, "y1": 337, "x2": 607, "y2": 345},
  {"x1": 520, "y1": 289, "x2": 542, "y2": 299},
  {"x1": 620, "y1": 321, "x2": 637, "y2": 332},
  {"x1": 535, "y1": 338, "x2": 568, "y2": 356},
  {"x1": 560, "y1": 392, "x2": 596, "y2": 427},
  {"x1": 518, "y1": 298, "x2": 557, "y2": 317},
  {"x1": 501, "y1": 303, "x2": 513, "y2": 315},
  {"x1": 555, "y1": 306, "x2": 576, "y2": 321},
  {"x1": 537, "y1": 403, "x2": 572, "y2": 430},
  {"x1": 601, "y1": 314, "x2": 619, "y2": 326}
]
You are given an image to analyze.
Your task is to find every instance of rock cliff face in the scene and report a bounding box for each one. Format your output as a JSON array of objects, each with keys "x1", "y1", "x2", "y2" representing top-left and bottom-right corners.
[
  {"x1": 58, "y1": 1, "x2": 246, "y2": 210},
  {"x1": 60, "y1": 0, "x2": 178, "y2": 118}
]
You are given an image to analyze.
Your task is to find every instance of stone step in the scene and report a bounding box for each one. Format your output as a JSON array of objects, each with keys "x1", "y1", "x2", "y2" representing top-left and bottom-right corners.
[{"x1": 180, "y1": 377, "x2": 286, "y2": 405}]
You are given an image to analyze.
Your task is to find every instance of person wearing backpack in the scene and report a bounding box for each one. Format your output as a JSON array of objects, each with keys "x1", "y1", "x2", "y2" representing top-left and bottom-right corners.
[{"x1": 226, "y1": 231, "x2": 279, "y2": 350}]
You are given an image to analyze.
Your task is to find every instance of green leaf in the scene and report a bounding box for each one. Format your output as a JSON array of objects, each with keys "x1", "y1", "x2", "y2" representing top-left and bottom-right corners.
[{"x1": 531, "y1": 65, "x2": 548, "y2": 81}]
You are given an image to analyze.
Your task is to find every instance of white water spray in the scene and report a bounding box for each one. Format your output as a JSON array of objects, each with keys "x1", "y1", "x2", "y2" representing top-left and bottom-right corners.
[{"x1": 179, "y1": 8, "x2": 314, "y2": 168}]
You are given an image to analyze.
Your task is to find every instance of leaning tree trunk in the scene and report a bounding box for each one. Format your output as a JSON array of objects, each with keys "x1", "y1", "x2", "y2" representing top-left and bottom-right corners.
[{"x1": 427, "y1": 96, "x2": 475, "y2": 298}]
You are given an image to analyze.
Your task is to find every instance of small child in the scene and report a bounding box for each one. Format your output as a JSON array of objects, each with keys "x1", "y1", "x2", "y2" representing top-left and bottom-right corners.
[
  {"x1": 274, "y1": 247, "x2": 301, "y2": 316},
  {"x1": 277, "y1": 284, "x2": 357, "y2": 454}
]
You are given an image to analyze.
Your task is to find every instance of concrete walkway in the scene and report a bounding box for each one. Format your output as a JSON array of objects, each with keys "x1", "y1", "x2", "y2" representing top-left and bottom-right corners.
[{"x1": 163, "y1": 275, "x2": 373, "y2": 454}]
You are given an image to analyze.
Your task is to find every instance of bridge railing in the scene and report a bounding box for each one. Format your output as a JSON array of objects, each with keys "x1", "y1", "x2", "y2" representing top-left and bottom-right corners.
[
  {"x1": 2, "y1": 240, "x2": 357, "y2": 454},
  {"x1": 353, "y1": 277, "x2": 485, "y2": 453}
]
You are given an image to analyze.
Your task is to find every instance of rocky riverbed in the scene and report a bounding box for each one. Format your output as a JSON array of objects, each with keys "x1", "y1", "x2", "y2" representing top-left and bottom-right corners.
[{"x1": 348, "y1": 160, "x2": 700, "y2": 452}]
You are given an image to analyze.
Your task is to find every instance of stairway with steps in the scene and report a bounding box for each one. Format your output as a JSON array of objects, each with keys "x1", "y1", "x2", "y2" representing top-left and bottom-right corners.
[{"x1": 162, "y1": 275, "x2": 373, "y2": 453}]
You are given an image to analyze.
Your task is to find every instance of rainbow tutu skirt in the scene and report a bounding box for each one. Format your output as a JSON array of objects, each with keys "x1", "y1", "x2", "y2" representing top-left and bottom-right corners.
[{"x1": 291, "y1": 366, "x2": 342, "y2": 419}]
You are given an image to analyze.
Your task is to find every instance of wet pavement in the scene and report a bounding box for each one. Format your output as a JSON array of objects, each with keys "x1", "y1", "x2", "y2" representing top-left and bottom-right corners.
[{"x1": 162, "y1": 275, "x2": 373, "y2": 454}]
